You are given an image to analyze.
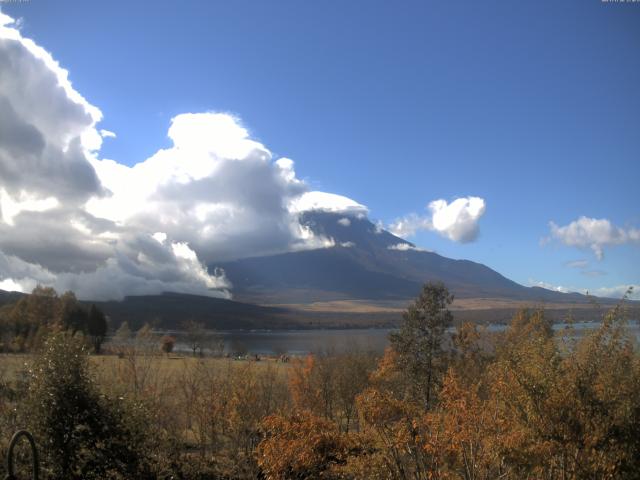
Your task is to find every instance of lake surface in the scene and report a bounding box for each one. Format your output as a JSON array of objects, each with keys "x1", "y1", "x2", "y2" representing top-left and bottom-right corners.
[{"x1": 171, "y1": 320, "x2": 640, "y2": 356}]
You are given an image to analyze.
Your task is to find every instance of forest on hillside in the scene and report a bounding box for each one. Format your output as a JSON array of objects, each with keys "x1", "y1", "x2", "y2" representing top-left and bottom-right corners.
[{"x1": 0, "y1": 283, "x2": 638, "y2": 479}]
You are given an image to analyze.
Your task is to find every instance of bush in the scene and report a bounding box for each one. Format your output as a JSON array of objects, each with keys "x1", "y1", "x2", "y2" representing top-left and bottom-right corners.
[{"x1": 21, "y1": 332, "x2": 153, "y2": 480}]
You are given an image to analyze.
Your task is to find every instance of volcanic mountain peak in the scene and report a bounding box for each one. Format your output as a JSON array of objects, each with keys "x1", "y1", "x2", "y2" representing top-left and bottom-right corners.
[{"x1": 216, "y1": 210, "x2": 590, "y2": 305}]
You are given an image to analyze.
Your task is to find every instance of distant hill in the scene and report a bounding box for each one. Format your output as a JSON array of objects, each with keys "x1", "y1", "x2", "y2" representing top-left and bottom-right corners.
[
  {"x1": 92, "y1": 293, "x2": 296, "y2": 330},
  {"x1": 217, "y1": 211, "x2": 592, "y2": 305},
  {"x1": 0, "y1": 289, "x2": 401, "y2": 330},
  {"x1": 0, "y1": 289, "x2": 24, "y2": 307}
]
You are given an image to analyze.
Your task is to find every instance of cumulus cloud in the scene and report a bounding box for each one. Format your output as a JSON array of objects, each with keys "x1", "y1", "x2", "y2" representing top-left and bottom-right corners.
[
  {"x1": 546, "y1": 216, "x2": 640, "y2": 260},
  {"x1": 0, "y1": 15, "x2": 242, "y2": 299},
  {"x1": 85, "y1": 112, "x2": 347, "y2": 263},
  {"x1": 0, "y1": 13, "x2": 356, "y2": 300},
  {"x1": 337, "y1": 217, "x2": 351, "y2": 227},
  {"x1": 0, "y1": 16, "x2": 103, "y2": 204},
  {"x1": 0, "y1": 235, "x2": 230, "y2": 301},
  {"x1": 389, "y1": 196, "x2": 486, "y2": 243}
]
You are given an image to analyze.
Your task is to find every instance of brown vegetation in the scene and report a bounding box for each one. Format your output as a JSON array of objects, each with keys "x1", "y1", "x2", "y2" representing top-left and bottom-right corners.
[{"x1": 0, "y1": 283, "x2": 638, "y2": 479}]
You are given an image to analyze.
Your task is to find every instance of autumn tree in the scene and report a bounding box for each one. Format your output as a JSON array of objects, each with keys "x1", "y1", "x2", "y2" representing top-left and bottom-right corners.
[
  {"x1": 114, "y1": 320, "x2": 131, "y2": 338},
  {"x1": 422, "y1": 369, "x2": 503, "y2": 480},
  {"x1": 160, "y1": 335, "x2": 176, "y2": 355},
  {"x1": 288, "y1": 351, "x2": 375, "y2": 432},
  {"x1": 347, "y1": 347, "x2": 435, "y2": 480},
  {"x1": 289, "y1": 354, "x2": 334, "y2": 420},
  {"x1": 257, "y1": 411, "x2": 349, "y2": 479},
  {"x1": 485, "y1": 306, "x2": 640, "y2": 479}
]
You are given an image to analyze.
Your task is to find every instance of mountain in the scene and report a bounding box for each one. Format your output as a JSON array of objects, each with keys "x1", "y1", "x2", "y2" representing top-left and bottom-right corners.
[
  {"x1": 0, "y1": 289, "x2": 400, "y2": 330},
  {"x1": 1, "y1": 211, "x2": 628, "y2": 331},
  {"x1": 218, "y1": 211, "x2": 590, "y2": 306},
  {"x1": 93, "y1": 293, "x2": 295, "y2": 330},
  {"x1": 0, "y1": 289, "x2": 24, "y2": 307}
]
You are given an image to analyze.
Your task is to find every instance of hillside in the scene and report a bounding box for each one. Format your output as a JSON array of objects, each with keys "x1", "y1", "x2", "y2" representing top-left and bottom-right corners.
[{"x1": 218, "y1": 211, "x2": 592, "y2": 306}]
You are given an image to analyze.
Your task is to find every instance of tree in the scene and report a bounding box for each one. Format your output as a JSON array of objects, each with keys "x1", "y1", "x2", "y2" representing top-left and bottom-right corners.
[
  {"x1": 160, "y1": 335, "x2": 176, "y2": 355},
  {"x1": 22, "y1": 332, "x2": 152, "y2": 479},
  {"x1": 389, "y1": 282, "x2": 453, "y2": 408},
  {"x1": 86, "y1": 304, "x2": 107, "y2": 354},
  {"x1": 182, "y1": 319, "x2": 206, "y2": 356},
  {"x1": 114, "y1": 320, "x2": 131, "y2": 342},
  {"x1": 483, "y1": 306, "x2": 640, "y2": 479},
  {"x1": 58, "y1": 291, "x2": 89, "y2": 334},
  {"x1": 257, "y1": 411, "x2": 349, "y2": 479}
]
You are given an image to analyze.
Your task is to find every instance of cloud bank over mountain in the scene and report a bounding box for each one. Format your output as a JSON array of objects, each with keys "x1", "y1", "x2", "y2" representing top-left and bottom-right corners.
[
  {"x1": 0, "y1": 12, "x2": 364, "y2": 299},
  {"x1": 9, "y1": 11, "x2": 626, "y2": 303}
]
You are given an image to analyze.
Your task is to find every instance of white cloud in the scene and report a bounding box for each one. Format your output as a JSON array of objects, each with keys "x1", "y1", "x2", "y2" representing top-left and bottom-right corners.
[
  {"x1": 547, "y1": 216, "x2": 640, "y2": 260},
  {"x1": 387, "y1": 243, "x2": 432, "y2": 253},
  {"x1": 86, "y1": 111, "x2": 335, "y2": 263},
  {"x1": 337, "y1": 217, "x2": 351, "y2": 227},
  {"x1": 0, "y1": 15, "x2": 241, "y2": 300},
  {"x1": 529, "y1": 280, "x2": 572, "y2": 294},
  {"x1": 100, "y1": 129, "x2": 116, "y2": 139},
  {"x1": 52, "y1": 234, "x2": 230, "y2": 301},
  {"x1": 0, "y1": 234, "x2": 230, "y2": 301},
  {"x1": 0, "y1": 20, "x2": 104, "y2": 203},
  {"x1": 389, "y1": 213, "x2": 431, "y2": 238},
  {"x1": 290, "y1": 191, "x2": 368, "y2": 216},
  {"x1": 0, "y1": 189, "x2": 59, "y2": 226},
  {"x1": 0, "y1": 14, "x2": 355, "y2": 300},
  {"x1": 389, "y1": 196, "x2": 486, "y2": 243},
  {"x1": 565, "y1": 259, "x2": 589, "y2": 269},
  {"x1": 590, "y1": 285, "x2": 639, "y2": 301},
  {"x1": 0, "y1": 278, "x2": 24, "y2": 292},
  {"x1": 430, "y1": 197, "x2": 486, "y2": 242},
  {"x1": 529, "y1": 279, "x2": 639, "y2": 301}
]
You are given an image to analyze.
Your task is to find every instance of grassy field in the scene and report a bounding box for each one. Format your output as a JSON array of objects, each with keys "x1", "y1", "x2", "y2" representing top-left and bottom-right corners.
[{"x1": 0, "y1": 352, "x2": 292, "y2": 385}]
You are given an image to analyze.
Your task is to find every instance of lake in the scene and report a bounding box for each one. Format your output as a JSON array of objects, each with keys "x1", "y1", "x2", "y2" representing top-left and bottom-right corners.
[{"x1": 170, "y1": 320, "x2": 640, "y2": 356}]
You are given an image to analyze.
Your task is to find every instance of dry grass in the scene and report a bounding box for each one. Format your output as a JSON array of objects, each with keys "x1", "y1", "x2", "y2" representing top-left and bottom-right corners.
[{"x1": 0, "y1": 352, "x2": 291, "y2": 385}]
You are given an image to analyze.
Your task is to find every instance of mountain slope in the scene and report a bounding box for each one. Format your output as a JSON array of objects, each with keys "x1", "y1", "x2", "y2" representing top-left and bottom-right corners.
[{"x1": 218, "y1": 211, "x2": 589, "y2": 305}]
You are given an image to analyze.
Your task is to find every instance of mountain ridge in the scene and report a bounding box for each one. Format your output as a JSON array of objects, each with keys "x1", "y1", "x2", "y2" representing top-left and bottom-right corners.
[{"x1": 217, "y1": 211, "x2": 590, "y2": 305}]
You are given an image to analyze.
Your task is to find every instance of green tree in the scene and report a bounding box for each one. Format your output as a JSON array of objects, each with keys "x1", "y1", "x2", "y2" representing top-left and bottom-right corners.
[
  {"x1": 87, "y1": 304, "x2": 107, "y2": 354},
  {"x1": 22, "y1": 332, "x2": 152, "y2": 479},
  {"x1": 389, "y1": 281, "x2": 453, "y2": 408},
  {"x1": 58, "y1": 291, "x2": 88, "y2": 333}
]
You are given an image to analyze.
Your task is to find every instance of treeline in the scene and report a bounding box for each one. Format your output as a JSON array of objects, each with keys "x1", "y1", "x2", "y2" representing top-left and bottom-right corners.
[
  {"x1": 0, "y1": 286, "x2": 108, "y2": 353},
  {"x1": 0, "y1": 283, "x2": 638, "y2": 479}
]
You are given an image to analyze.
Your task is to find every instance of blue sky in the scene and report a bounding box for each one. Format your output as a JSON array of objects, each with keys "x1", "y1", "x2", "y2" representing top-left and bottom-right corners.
[{"x1": 1, "y1": 0, "x2": 639, "y2": 298}]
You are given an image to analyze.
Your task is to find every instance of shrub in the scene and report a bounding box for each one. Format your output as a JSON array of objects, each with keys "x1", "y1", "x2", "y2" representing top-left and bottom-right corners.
[{"x1": 21, "y1": 332, "x2": 153, "y2": 480}]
